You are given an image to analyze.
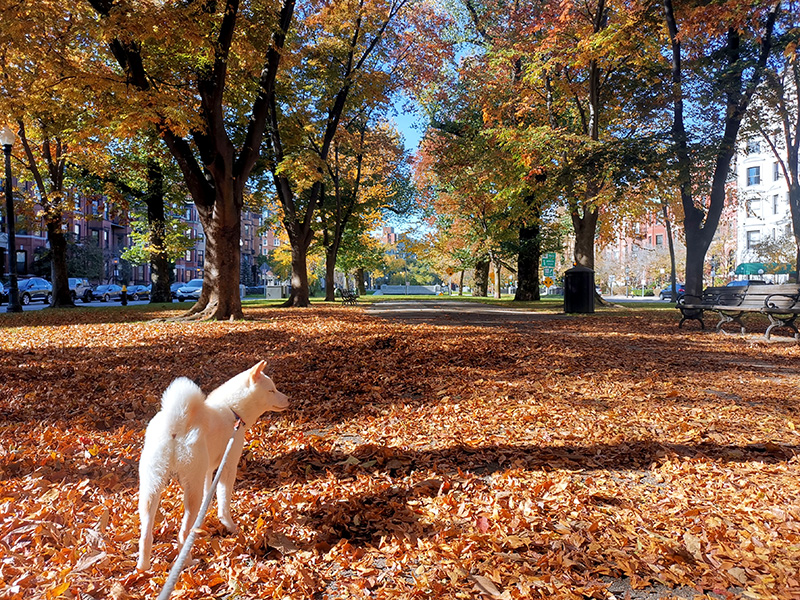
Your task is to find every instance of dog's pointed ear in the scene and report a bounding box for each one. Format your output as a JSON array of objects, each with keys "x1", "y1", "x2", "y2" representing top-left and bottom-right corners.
[{"x1": 249, "y1": 360, "x2": 267, "y2": 385}]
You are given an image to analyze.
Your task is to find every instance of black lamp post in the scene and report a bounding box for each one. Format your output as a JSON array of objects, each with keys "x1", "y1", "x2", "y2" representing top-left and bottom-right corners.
[{"x1": 1, "y1": 124, "x2": 22, "y2": 313}]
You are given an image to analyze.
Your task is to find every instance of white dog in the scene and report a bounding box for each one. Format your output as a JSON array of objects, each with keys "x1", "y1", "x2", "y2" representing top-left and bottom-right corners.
[{"x1": 136, "y1": 360, "x2": 289, "y2": 571}]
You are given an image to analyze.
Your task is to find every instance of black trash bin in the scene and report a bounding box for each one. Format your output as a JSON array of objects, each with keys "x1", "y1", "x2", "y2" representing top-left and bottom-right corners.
[{"x1": 564, "y1": 265, "x2": 595, "y2": 313}]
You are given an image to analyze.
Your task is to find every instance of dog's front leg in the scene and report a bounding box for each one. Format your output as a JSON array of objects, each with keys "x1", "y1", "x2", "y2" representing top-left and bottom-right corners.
[{"x1": 215, "y1": 434, "x2": 245, "y2": 532}]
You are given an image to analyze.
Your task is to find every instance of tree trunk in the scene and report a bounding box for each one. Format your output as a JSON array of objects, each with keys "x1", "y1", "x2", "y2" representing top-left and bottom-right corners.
[
  {"x1": 145, "y1": 161, "x2": 172, "y2": 303},
  {"x1": 325, "y1": 252, "x2": 336, "y2": 301},
  {"x1": 662, "y1": 200, "x2": 679, "y2": 299},
  {"x1": 190, "y1": 193, "x2": 243, "y2": 319},
  {"x1": 458, "y1": 270, "x2": 464, "y2": 296},
  {"x1": 493, "y1": 262, "x2": 502, "y2": 299},
  {"x1": 283, "y1": 219, "x2": 313, "y2": 307},
  {"x1": 572, "y1": 207, "x2": 599, "y2": 269},
  {"x1": 324, "y1": 227, "x2": 337, "y2": 301},
  {"x1": 48, "y1": 223, "x2": 73, "y2": 308},
  {"x1": 285, "y1": 241, "x2": 311, "y2": 307},
  {"x1": 474, "y1": 259, "x2": 489, "y2": 296},
  {"x1": 514, "y1": 222, "x2": 541, "y2": 301},
  {"x1": 356, "y1": 267, "x2": 366, "y2": 295},
  {"x1": 792, "y1": 180, "x2": 800, "y2": 276}
]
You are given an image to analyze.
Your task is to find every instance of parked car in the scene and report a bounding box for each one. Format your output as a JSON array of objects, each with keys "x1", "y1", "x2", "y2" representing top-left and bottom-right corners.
[
  {"x1": 659, "y1": 283, "x2": 685, "y2": 301},
  {"x1": 126, "y1": 284, "x2": 151, "y2": 301},
  {"x1": 17, "y1": 277, "x2": 53, "y2": 305},
  {"x1": 176, "y1": 279, "x2": 203, "y2": 301},
  {"x1": 727, "y1": 279, "x2": 769, "y2": 286},
  {"x1": 0, "y1": 280, "x2": 6, "y2": 305},
  {"x1": 92, "y1": 284, "x2": 123, "y2": 302},
  {"x1": 170, "y1": 282, "x2": 183, "y2": 299},
  {"x1": 69, "y1": 277, "x2": 93, "y2": 303}
]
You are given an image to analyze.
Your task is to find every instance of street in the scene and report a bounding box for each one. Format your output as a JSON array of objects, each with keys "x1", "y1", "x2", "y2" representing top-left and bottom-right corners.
[{"x1": 1, "y1": 298, "x2": 175, "y2": 311}]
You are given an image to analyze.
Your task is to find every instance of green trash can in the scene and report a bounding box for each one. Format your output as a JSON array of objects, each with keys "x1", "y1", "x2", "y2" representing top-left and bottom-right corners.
[{"x1": 564, "y1": 265, "x2": 595, "y2": 313}]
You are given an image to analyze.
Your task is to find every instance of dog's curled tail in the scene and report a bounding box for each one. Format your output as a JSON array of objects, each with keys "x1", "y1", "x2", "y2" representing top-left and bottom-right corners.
[{"x1": 160, "y1": 377, "x2": 205, "y2": 434}]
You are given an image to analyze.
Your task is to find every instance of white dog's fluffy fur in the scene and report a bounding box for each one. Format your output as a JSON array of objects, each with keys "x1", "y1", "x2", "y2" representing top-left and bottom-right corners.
[{"x1": 137, "y1": 360, "x2": 288, "y2": 571}]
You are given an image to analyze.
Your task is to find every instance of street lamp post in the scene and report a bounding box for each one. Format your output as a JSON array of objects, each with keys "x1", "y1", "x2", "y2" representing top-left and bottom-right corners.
[{"x1": 0, "y1": 125, "x2": 22, "y2": 313}]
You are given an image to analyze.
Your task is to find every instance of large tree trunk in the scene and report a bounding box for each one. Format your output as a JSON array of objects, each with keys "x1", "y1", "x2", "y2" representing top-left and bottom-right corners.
[
  {"x1": 48, "y1": 222, "x2": 73, "y2": 308},
  {"x1": 282, "y1": 218, "x2": 313, "y2": 307},
  {"x1": 356, "y1": 267, "x2": 366, "y2": 295},
  {"x1": 145, "y1": 161, "x2": 173, "y2": 303},
  {"x1": 190, "y1": 191, "x2": 243, "y2": 319},
  {"x1": 515, "y1": 222, "x2": 541, "y2": 302},
  {"x1": 792, "y1": 180, "x2": 800, "y2": 276},
  {"x1": 473, "y1": 259, "x2": 490, "y2": 296},
  {"x1": 323, "y1": 226, "x2": 337, "y2": 301},
  {"x1": 572, "y1": 207, "x2": 599, "y2": 269},
  {"x1": 325, "y1": 249, "x2": 337, "y2": 301},
  {"x1": 285, "y1": 239, "x2": 311, "y2": 307}
]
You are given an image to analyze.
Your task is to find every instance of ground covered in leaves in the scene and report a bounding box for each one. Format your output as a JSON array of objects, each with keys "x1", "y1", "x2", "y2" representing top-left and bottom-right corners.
[{"x1": 0, "y1": 304, "x2": 798, "y2": 599}]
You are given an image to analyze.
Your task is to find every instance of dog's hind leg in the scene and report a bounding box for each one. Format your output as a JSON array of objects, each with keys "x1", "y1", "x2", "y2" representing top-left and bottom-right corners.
[
  {"x1": 177, "y1": 475, "x2": 204, "y2": 548},
  {"x1": 137, "y1": 468, "x2": 167, "y2": 571}
]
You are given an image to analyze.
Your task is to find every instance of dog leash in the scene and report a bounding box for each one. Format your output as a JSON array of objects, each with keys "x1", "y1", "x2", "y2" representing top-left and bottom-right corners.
[{"x1": 157, "y1": 412, "x2": 244, "y2": 600}]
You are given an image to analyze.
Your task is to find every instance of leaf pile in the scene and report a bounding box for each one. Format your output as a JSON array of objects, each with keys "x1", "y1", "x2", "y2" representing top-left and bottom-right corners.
[{"x1": 0, "y1": 306, "x2": 798, "y2": 599}]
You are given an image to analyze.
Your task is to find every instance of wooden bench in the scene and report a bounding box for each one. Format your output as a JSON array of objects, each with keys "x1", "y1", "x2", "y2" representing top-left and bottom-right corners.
[
  {"x1": 678, "y1": 284, "x2": 800, "y2": 339},
  {"x1": 338, "y1": 289, "x2": 359, "y2": 306}
]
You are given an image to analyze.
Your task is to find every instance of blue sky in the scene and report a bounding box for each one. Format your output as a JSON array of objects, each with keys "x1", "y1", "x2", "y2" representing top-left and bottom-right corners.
[{"x1": 392, "y1": 99, "x2": 424, "y2": 152}]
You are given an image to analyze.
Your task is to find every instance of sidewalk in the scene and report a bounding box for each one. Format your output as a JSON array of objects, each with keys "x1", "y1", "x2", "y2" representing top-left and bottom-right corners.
[{"x1": 365, "y1": 300, "x2": 571, "y2": 326}]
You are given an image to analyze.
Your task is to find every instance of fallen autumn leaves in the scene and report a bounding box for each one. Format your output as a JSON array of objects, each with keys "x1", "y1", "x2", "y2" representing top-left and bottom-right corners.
[{"x1": 0, "y1": 305, "x2": 798, "y2": 599}]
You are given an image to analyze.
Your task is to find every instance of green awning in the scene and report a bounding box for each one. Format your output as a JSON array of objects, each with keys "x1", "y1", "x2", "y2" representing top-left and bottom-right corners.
[
  {"x1": 735, "y1": 262, "x2": 795, "y2": 275},
  {"x1": 735, "y1": 262, "x2": 767, "y2": 275}
]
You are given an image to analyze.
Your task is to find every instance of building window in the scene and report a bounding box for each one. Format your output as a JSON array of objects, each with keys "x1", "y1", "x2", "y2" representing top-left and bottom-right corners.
[
  {"x1": 746, "y1": 198, "x2": 761, "y2": 219},
  {"x1": 773, "y1": 194, "x2": 780, "y2": 215},
  {"x1": 104, "y1": 230, "x2": 109, "y2": 248},
  {"x1": 74, "y1": 224, "x2": 80, "y2": 239},
  {"x1": 747, "y1": 139, "x2": 761, "y2": 154},
  {"x1": 747, "y1": 166, "x2": 761, "y2": 186},
  {"x1": 774, "y1": 162, "x2": 781, "y2": 181},
  {"x1": 655, "y1": 234, "x2": 664, "y2": 246},
  {"x1": 746, "y1": 230, "x2": 761, "y2": 250},
  {"x1": 274, "y1": 239, "x2": 280, "y2": 246},
  {"x1": 16, "y1": 250, "x2": 26, "y2": 274}
]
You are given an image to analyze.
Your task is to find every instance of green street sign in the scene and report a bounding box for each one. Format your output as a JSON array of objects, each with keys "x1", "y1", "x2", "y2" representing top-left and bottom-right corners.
[
  {"x1": 542, "y1": 257, "x2": 556, "y2": 267},
  {"x1": 543, "y1": 267, "x2": 554, "y2": 277}
]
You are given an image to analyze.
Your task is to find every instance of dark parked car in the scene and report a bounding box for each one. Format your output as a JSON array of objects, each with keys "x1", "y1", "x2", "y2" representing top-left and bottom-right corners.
[
  {"x1": 0, "y1": 280, "x2": 6, "y2": 304},
  {"x1": 176, "y1": 279, "x2": 203, "y2": 301},
  {"x1": 92, "y1": 284, "x2": 123, "y2": 302},
  {"x1": 659, "y1": 283, "x2": 685, "y2": 301},
  {"x1": 17, "y1": 277, "x2": 53, "y2": 305},
  {"x1": 126, "y1": 284, "x2": 151, "y2": 301},
  {"x1": 170, "y1": 282, "x2": 183, "y2": 299},
  {"x1": 727, "y1": 279, "x2": 769, "y2": 287}
]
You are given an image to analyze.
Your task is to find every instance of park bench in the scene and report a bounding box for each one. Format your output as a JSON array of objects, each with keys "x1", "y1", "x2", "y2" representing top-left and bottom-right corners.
[
  {"x1": 338, "y1": 289, "x2": 359, "y2": 306},
  {"x1": 677, "y1": 283, "x2": 800, "y2": 340}
]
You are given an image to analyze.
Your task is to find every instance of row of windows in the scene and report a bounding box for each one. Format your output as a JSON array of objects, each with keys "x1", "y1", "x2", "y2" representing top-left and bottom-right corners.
[
  {"x1": 745, "y1": 193, "x2": 790, "y2": 219},
  {"x1": 746, "y1": 224, "x2": 793, "y2": 250},
  {"x1": 746, "y1": 163, "x2": 782, "y2": 186}
]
